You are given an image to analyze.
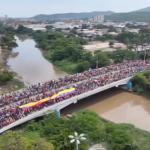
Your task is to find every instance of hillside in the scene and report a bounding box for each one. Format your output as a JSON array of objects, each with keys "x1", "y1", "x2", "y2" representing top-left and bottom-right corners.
[
  {"x1": 105, "y1": 12, "x2": 150, "y2": 22},
  {"x1": 31, "y1": 11, "x2": 115, "y2": 20},
  {"x1": 133, "y1": 6, "x2": 150, "y2": 12}
]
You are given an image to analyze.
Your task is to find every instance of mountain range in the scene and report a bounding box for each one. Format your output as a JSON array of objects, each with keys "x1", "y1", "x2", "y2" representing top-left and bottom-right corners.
[
  {"x1": 31, "y1": 6, "x2": 150, "y2": 22},
  {"x1": 32, "y1": 11, "x2": 114, "y2": 20}
]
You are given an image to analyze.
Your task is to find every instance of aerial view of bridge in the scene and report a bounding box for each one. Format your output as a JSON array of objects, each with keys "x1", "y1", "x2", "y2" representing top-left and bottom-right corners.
[{"x1": 0, "y1": 60, "x2": 149, "y2": 134}]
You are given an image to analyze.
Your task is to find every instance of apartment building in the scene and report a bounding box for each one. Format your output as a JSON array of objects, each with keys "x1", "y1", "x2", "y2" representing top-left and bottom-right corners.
[{"x1": 89, "y1": 15, "x2": 104, "y2": 22}]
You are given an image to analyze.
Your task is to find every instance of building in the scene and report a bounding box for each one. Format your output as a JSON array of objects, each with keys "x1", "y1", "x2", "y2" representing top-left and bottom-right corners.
[
  {"x1": 148, "y1": 22, "x2": 150, "y2": 29},
  {"x1": 31, "y1": 27, "x2": 46, "y2": 32},
  {"x1": 4, "y1": 15, "x2": 8, "y2": 20},
  {"x1": 98, "y1": 14, "x2": 104, "y2": 22},
  {"x1": 11, "y1": 22, "x2": 33, "y2": 28},
  {"x1": 89, "y1": 14, "x2": 104, "y2": 22},
  {"x1": 54, "y1": 22, "x2": 80, "y2": 29},
  {"x1": 94, "y1": 16, "x2": 98, "y2": 22},
  {"x1": 88, "y1": 18, "x2": 93, "y2": 22}
]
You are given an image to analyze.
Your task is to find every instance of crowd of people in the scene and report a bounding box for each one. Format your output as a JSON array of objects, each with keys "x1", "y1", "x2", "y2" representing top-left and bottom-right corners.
[{"x1": 0, "y1": 60, "x2": 150, "y2": 129}]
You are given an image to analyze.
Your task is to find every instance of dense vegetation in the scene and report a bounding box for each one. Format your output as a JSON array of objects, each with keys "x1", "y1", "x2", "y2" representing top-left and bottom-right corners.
[
  {"x1": 132, "y1": 70, "x2": 150, "y2": 95},
  {"x1": 27, "y1": 27, "x2": 150, "y2": 73},
  {"x1": 30, "y1": 31, "x2": 111, "y2": 73},
  {"x1": 0, "y1": 25, "x2": 18, "y2": 50},
  {"x1": 1, "y1": 109, "x2": 150, "y2": 150},
  {"x1": 0, "y1": 24, "x2": 18, "y2": 85},
  {"x1": 0, "y1": 71, "x2": 13, "y2": 84}
]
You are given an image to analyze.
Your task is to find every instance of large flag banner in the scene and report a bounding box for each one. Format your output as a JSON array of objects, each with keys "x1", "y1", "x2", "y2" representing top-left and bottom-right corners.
[
  {"x1": 51, "y1": 88, "x2": 77, "y2": 99},
  {"x1": 19, "y1": 97, "x2": 50, "y2": 111},
  {"x1": 19, "y1": 88, "x2": 77, "y2": 111}
]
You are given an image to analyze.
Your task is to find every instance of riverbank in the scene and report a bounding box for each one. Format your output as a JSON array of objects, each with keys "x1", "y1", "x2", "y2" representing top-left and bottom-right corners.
[
  {"x1": 32, "y1": 31, "x2": 110, "y2": 74},
  {"x1": 0, "y1": 47, "x2": 23, "y2": 94}
]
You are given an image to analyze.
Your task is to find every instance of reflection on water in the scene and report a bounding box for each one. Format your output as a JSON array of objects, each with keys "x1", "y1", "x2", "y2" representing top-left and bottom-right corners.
[
  {"x1": 16, "y1": 34, "x2": 31, "y2": 42},
  {"x1": 62, "y1": 88, "x2": 150, "y2": 131},
  {"x1": 7, "y1": 35, "x2": 68, "y2": 85},
  {"x1": 9, "y1": 52, "x2": 19, "y2": 58}
]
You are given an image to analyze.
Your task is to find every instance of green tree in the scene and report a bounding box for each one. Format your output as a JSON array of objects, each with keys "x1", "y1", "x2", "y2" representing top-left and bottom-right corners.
[
  {"x1": 0, "y1": 131, "x2": 27, "y2": 150},
  {"x1": 91, "y1": 51, "x2": 111, "y2": 68},
  {"x1": 0, "y1": 131, "x2": 54, "y2": 150},
  {"x1": 6, "y1": 41, "x2": 18, "y2": 49},
  {"x1": 76, "y1": 61, "x2": 90, "y2": 73},
  {"x1": 108, "y1": 25, "x2": 116, "y2": 32},
  {"x1": 0, "y1": 71, "x2": 13, "y2": 84},
  {"x1": 82, "y1": 24, "x2": 89, "y2": 29},
  {"x1": 105, "y1": 124, "x2": 137, "y2": 150},
  {"x1": 46, "y1": 25, "x2": 54, "y2": 30},
  {"x1": 29, "y1": 139, "x2": 54, "y2": 150},
  {"x1": 55, "y1": 28, "x2": 62, "y2": 32},
  {"x1": 111, "y1": 49, "x2": 137, "y2": 63},
  {"x1": 109, "y1": 41, "x2": 114, "y2": 48}
]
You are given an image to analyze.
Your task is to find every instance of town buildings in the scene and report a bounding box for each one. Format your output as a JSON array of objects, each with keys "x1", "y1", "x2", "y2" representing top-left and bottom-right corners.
[
  {"x1": 88, "y1": 15, "x2": 104, "y2": 22},
  {"x1": 54, "y1": 22, "x2": 80, "y2": 29}
]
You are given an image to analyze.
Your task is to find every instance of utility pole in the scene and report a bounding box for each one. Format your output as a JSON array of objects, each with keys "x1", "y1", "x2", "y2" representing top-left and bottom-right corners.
[
  {"x1": 144, "y1": 48, "x2": 147, "y2": 64},
  {"x1": 96, "y1": 56, "x2": 98, "y2": 69},
  {"x1": 23, "y1": 74, "x2": 26, "y2": 88}
]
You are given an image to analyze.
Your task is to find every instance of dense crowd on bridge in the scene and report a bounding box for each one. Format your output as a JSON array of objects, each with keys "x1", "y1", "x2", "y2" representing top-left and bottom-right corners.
[{"x1": 0, "y1": 59, "x2": 150, "y2": 129}]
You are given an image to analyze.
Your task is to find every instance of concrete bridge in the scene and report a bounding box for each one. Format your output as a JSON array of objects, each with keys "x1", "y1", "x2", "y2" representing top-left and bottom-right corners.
[{"x1": 0, "y1": 76, "x2": 132, "y2": 134}]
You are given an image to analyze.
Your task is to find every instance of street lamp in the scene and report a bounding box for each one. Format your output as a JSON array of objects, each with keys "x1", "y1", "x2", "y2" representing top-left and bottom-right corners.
[{"x1": 69, "y1": 132, "x2": 86, "y2": 150}]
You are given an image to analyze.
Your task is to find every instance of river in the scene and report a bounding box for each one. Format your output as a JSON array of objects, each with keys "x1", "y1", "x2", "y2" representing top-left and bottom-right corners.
[
  {"x1": 7, "y1": 35, "x2": 150, "y2": 132},
  {"x1": 7, "y1": 35, "x2": 68, "y2": 85}
]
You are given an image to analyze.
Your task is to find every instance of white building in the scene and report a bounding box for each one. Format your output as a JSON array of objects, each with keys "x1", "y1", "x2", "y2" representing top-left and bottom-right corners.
[
  {"x1": 54, "y1": 22, "x2": 80, "y2": 29},
  {"x1": 24, "y1": 24, "x2": 51, "y2": 28},
  {"x1": 30, "y1": 27, "x2": 46, "y2": 32},
  {"x1": 88, "y1": 18, "x2": 93, "y2": 22},
  {"x1": 90, "y1": 15, "x2": 104, "y2": 22},
  {"x1": 98, "y1": 15, "x2": 104, "y2": 22}
]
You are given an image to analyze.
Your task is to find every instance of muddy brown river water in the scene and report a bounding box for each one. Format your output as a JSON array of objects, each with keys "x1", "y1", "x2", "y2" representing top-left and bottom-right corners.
[
  {"x1": 7, "y1": 35, "x2": 150, "y2": 132},
  {"x1": 7, "y1": 35, "x2": 68, "y2": 85},
  {"x1": 62, "y1": 88, "x2": 150, "y2": 132}
]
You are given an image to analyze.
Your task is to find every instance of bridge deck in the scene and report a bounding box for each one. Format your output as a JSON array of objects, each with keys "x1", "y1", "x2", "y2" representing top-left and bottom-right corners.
[{"x1": 0, "y1": 77, "x2": 131, "y2": 134}]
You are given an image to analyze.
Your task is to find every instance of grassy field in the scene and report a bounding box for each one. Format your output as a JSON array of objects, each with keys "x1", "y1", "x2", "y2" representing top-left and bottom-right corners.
[{"x1": 54, "y1": 59, "x2": 78, "y2": 74}]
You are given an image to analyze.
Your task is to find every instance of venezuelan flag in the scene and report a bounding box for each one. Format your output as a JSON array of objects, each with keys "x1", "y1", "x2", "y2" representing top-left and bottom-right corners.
[
  {"x1": 19, "y1": 97, "x2": 50, "y2": 111},
  {"x1": 19, "y1": 88, "x2": 77, "y2": 111},
  {"x1": 51, "y1": 88, "x2": 77, "y2": 99}
]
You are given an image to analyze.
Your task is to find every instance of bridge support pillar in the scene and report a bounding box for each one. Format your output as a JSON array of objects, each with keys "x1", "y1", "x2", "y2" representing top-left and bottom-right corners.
[
  {"x1": 55, "y1": 109, "x2": 61, "y2": 118},
  {"x1": 126, "y1": 81, "x2": 132, "y2": 89}
]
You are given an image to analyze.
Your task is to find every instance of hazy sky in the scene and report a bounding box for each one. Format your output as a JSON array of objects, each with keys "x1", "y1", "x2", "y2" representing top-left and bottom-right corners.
[{"x1": 0, "y1": 0, "x2": 150, "y2": 17}]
